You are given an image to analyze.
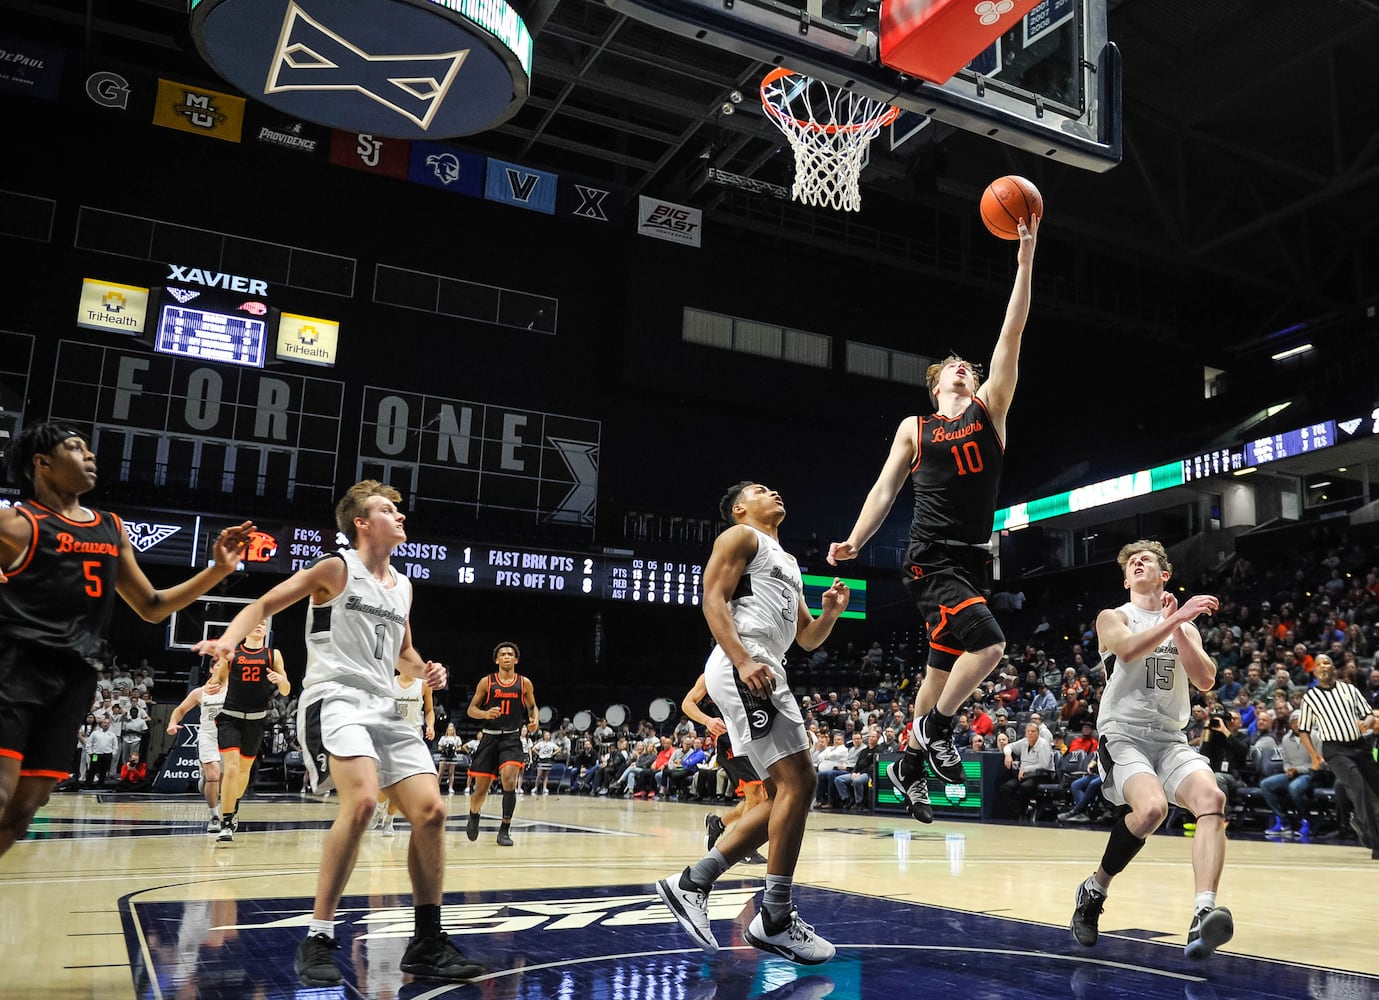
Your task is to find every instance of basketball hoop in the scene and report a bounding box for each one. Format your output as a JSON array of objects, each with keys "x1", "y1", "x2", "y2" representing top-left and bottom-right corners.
[{"x1": 760, "y1": 67, "x2": 900, "y2": 212}]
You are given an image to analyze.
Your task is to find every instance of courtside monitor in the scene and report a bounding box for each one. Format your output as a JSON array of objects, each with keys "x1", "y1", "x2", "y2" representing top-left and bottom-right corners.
[{"x1": 600, "y1": 0, "x2": 1119, "y2": 171}]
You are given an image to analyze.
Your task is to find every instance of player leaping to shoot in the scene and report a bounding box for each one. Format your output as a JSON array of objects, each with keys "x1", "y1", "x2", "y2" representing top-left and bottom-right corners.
[{"x1": 828, "y1": 214, "x2": 1039, "y2": 824}]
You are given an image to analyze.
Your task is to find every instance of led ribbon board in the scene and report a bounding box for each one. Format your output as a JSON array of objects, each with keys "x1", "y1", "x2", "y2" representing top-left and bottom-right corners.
[{"x1": 190, "y1": 0, "x2": 532, "y2": 137}]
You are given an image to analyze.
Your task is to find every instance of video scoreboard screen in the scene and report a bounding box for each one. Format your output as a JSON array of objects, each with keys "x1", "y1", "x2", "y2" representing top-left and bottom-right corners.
[
  {"x1": 153, "y1": 285, "x2": 274, "y2": 369},
  {"x1": 803, "y1": 573, "x2": 866, "y2": 620},
  {"x1": 1243, "y1": 420, "x2": 1337, "y2": 467},
  {"x1": 607, "y1": 557, "x2": 702, "y2": 606}
]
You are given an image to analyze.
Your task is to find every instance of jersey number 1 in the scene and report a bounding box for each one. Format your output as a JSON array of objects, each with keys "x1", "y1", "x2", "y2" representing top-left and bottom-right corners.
[{"x1": 949, "y1": 442, "x2": 984, "y2": 475}]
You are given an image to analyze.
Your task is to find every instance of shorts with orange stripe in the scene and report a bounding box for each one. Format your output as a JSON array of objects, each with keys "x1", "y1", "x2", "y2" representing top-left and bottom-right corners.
[
  {"x1": 0, "y1": 640, "x2": 98, "y2": 778},
  {"x1": 902, "y1": 540, "x2": 1004, "y2": 671}
]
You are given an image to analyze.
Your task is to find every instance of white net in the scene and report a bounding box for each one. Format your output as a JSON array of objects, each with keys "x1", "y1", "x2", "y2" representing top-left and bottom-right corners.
[{"x1": 761, "y1": 68, "x2": 900, "y2": 212}]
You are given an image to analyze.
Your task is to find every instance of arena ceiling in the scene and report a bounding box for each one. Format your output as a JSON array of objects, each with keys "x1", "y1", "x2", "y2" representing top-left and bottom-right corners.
[{"x1": 8, "y1": 0, "x2": 1379, "y2": 359}]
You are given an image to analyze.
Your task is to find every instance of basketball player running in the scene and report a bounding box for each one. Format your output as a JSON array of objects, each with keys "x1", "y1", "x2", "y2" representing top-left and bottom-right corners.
[
  {"x1": 828, "y1": 214, "x2": 1039, "y2": 824},
  {"x1": 195, "y1": 480, "x2": 483, "y2": 987},
  {"x1": 1068, "y1": 540, "x2": 1232, "y2": 960},
  {"x1": 0, "y1": 421, "x2": 253, "y2": 860},
  {"x1": 657, "y1": 482, "x2": 848, "y2": 964},
  {"x1": 464, "y1": 642, "x2": 538, "y2": 847},
  {"x1": 373, "y1": 669, "x2": 435, "y2": 836},
  {"x1": 166, "y1": 677, "x2": 229, "y2": 832},
  {"x1": 679, "y1": 673, "x2": 767, "y2": 864},
  {"x1": 209, "y1": 619, "x2": 290, "y2": 842}
]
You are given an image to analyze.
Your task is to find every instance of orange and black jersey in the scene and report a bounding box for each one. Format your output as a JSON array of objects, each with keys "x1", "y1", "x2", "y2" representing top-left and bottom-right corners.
[
  {"x1": 0, "y1": 502, "x2": 122, "y2": 664},
  {"x1": 908, "y1": 397, "x2": 1004, "y2": 546},
  {"x1": 223, "y1": 643, "x2": 277, "y2": 714},
  {"x1": 481, "y1": 672, "x2": 527, "y2": 733}
]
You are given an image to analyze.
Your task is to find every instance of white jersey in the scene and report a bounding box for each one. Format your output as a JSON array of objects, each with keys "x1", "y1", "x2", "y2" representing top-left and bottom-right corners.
[
  {"x1": 1097, "y1": 601, "x2": 1191, "y2": 733},
  {"x1": 394, "y1": 674, "x2": 425, "y2": 726},
  {"x1": 726, "y1": 527, "x2": 803, "y2": 664},
  {"x1": 200, "y1": 685, "x2": 226, "y2": 725},
  {"x1": 301, "y1": 549, "x2": 413, "y2": 699}
]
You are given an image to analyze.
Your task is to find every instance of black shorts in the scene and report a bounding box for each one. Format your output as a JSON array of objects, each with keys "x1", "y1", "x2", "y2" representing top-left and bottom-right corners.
[
  {"x1": 469, "y1": 730, "x2": 525, "y2": 778},
  {"x1": 0, "y1": 642, "x2": 98, "y2": 777},
  {"x1": 722, "y1": 751, "x2": 762, "y2": 785},
  {"x1": 902, "y1": 541, "x2": 1004, "y2": 663},
  {"x1": 218, "y1": 715, "x2": 267, "y2": 759}
]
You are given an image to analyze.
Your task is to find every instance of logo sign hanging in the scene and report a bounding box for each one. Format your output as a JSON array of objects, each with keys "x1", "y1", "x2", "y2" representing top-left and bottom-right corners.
[{"x1": 189, "y1": 0, "x2": 532, "y2": 138}]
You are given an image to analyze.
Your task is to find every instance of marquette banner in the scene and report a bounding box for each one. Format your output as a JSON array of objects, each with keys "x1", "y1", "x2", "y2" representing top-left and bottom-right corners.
[
  {"x1": 636, "y1": 196, "x2": 702, "y2": 248},
  {"x1": 485, "y1": 158, "x2": 557, "y2": 214},
  {"x1": 76, "y1": 278, "x2": 149, "y2": 336},
  {"x1": 151, "y1": 77, "x2": 246, "y2": 142},
  {"x1": 276, "y1": 313, "x2": 340, "y2": 368},
  {"x1": 410, "y1": 141, "x2": 484, "y2": 198}
]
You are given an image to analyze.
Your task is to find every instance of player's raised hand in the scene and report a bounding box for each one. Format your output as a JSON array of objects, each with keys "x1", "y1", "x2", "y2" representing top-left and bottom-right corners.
[
  {"x1": 821, "y1": 577, "x2": 850, "y2": 615},
  {"x1": 194, "y1": 636, "x2": 235, "y2": 662},
  {"x1": 1177, "y1": 594, "x2": 1219, "y2": 622},
  {"x1": 210, "y1": 521, "x2": 256, "y2": 571},
  {"x1": 423, "y1": 660, "x2": 448, "y2": 690},
  {"x1": 826, "y1": 541, "x2": 858, "y2": 567}
]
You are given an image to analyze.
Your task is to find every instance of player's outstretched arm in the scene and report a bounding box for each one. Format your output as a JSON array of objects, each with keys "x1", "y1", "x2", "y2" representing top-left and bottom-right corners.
[
  {"x1": 193, "y1": 554, "x2": 346, "y2": 661},
  {"x1": 980, "y1": 214, "x2": 1039, "y2": 427},
  {"x1": 117, "y1": 521, "x2": 255, "y2": 622},
  {"x1": 828, "y1": 419, "x2": 916, "y2": 566}
]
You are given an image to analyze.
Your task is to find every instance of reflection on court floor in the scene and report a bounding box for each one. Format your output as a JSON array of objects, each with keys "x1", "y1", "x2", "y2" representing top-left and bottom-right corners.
[{"x1": 123, "y1": 880, "x2": 1374, "y2": 1000}]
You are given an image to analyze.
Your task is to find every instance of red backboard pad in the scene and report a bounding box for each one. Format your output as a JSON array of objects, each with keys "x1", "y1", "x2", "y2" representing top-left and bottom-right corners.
[{"x1": 880, "y1": 0, "x2": 1045, "y2": 84}]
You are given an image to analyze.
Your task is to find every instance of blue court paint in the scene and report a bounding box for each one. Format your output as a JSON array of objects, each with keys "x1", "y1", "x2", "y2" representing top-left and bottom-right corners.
[{"x1": 120, "y1": 881, "x2": 1376, "y2": 1000}]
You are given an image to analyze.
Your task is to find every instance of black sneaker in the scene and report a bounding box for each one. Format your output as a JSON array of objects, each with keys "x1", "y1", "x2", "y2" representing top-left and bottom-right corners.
[
  {"x1": 1069, "y1": 880, "x2": 1106, "y2": 947},
  {"x1": 466, "y1": 811, "x2": 480, "y2": 842},
  {"x1": 705, "y1": 813, "x2": 726, "y2": 852},
  {"x1": 294, "y1": 932, "x2": 343, "y2": 986},
  {"x1": 1184, "y1": 906, "x2": 1233, "y2": 960},
  {"x1": 887, "y1": 754, "x2": 934, "y2": 824},
  {"x1": 401, "y1": 931, "x2": 485, "y2": 981},
  {"x1": 496, "y1": 827, "x2": 514, "y2": 847},
  {"x1": 742, "y1": 850, "x2": 768, "y2": 864},
  {"x1": 914, "y1": 712, "x2": 965, "y2": 784}
]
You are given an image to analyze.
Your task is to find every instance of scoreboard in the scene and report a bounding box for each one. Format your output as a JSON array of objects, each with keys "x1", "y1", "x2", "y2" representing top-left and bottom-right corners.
[{"x1": 157, "y1": 514, "x2": 708, "y2": 604}]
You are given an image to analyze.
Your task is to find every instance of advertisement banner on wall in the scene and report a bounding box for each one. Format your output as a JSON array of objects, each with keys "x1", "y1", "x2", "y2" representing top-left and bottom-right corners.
[{"x1": 636, "y1": 197, "x2": 702, "y2": 248}]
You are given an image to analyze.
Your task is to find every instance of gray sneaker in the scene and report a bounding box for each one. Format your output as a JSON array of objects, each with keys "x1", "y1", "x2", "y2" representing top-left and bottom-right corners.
[
  {"x1": 655, "y1": 869, "x2": 718, "y2": 953},
  {"x1": 887, "y1": 754, "x2": 934, "y2": 824},
  {"x1": 1184, "y1": 906, "x2": 1233, "y2": 960}
]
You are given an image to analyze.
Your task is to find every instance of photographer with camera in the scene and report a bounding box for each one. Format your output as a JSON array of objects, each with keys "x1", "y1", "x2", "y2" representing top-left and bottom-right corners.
[{"x1": 1201, "y1": 705, "x2": 1251, "y2": 807}]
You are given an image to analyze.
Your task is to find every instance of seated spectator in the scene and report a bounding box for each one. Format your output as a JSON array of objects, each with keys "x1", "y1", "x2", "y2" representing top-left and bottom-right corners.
[
  {"x1": 1067, "y1": 721, "x2": 1098, "y2": 756},
  {"x1": 999, "y1": 722, "x2": 1055, "y2": 819},
  {"x1": 116, "y1": 751, "x2": 150, "y2": 792},
  {"x1": 814, "y1": 732, "x2": 850, "y2": 808},
  {"x1": 970, "y1": 733, "x2": 990, "y2": 753},
  {"x1": 569, "y1": 738, "x2": 600, "y2": 793},
  {"x1": 1058, "y1": 756, "x2": 1103, "y2": 823},
  {"x1": 833, "y1": 730, "x2": 878, "y2": 811},
  {"x1": 1217, "y1": 667, "x2": 1242, "y2": 705},
  {"x1": 1260, "y1": 723, "x2": 1315, "y2": 837},
  {"x1": 1029, "y1": 683, "x2": 1057, "y2": 717}
]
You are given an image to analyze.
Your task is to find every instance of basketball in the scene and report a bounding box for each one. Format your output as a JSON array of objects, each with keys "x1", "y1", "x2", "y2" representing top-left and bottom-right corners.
[{"x1": 980, "y1": 175, "x2": 1043, "y2": 240}]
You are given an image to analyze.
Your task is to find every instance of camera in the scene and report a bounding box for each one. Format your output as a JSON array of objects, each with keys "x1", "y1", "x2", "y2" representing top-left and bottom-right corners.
[{"x1": 1208, "y1": 705, "x2": 1227, "y2": 719}]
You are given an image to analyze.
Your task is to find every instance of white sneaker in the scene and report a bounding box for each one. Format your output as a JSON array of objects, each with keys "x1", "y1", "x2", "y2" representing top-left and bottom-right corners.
[
  {"x1": 381, "y1": 817, "x2": 396, "y2": 837},
  {"x1": 745, "y1": 908, "x2": 835, "y2": 965},
  {"x1": 371, "y1": 802, "x2": 387, "y2": 830},
  {"x1": 655, "y1": 870, "x2": 718, "y2": 953}
]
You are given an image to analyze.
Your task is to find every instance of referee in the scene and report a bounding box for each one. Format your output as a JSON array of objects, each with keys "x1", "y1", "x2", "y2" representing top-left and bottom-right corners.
[{"x1": 1295, "y1": 653, "x2": 1379, "y2": 859}]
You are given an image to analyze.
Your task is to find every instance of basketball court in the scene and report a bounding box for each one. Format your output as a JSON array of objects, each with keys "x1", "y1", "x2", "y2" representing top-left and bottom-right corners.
[{"x1": 6, "y1": 791, "x2": 1374, "y2": 998}]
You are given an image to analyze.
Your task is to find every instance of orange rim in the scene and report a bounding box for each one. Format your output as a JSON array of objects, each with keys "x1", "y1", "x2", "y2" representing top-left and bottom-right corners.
[{"x1": 760, "y1": 66, "x2": 901, "y2": 135}]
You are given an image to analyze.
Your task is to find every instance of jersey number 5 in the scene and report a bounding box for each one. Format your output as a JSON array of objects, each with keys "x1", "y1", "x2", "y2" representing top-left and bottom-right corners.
[{"x1": 82, "y1": 560, "x2": 103, "y2": 598}]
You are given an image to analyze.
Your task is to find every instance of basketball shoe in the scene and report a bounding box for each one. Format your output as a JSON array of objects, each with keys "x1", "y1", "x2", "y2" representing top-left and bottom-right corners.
[
  {"x1": 656, "y1": 869, "x2": 718, "y2": 953},
  {"x1": 705, "y1": 813, "x2": 726, "y2": 851},
  {"x1": 294, "y1": 933, "x2": 342, "y2": 986},
  {"x1": 465, "y1": 811, "x2": 480, "y2": 842},
  {"x1": 1069, "y1": 878, "x2": 1106, "y2": 946},
  {"x1": 1184, "y1": 906, "x2": 1233, "y2": 960},
  {"x1": 887, "y1": 754, "x2": 934, "y2": 824},
  {"x1": 744, "y1": 907, "x2": 835, "y2": 965},
  {"x1": 400, "y1": 931, "x2": 484, "y2": 980},
  {"x1": 496, "y1": 827, "x2": 514, "y2": 847},
  {"x1": 914, "y1": 711, "x2": 965, "y2": 784}
]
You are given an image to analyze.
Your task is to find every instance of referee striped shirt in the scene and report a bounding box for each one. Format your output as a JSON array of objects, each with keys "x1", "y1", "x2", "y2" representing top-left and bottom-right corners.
[{"x1": 1296, "y1": 682, "x2": 1371, "y2": 743}]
